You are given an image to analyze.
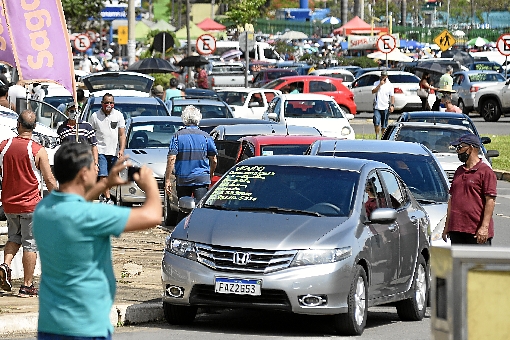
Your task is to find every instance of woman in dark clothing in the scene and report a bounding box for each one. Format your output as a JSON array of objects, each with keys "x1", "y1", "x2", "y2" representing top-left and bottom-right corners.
[{"x1": 419, "y1": 72, "x2": 437, "y2": 110}]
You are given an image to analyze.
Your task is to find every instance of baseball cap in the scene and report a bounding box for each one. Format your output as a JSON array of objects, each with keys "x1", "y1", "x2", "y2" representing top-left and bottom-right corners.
[
  {"x1": 153, "y1": 85, "x2": 164, "y2": 95},
  {"x1": 450, "y1": 133, "x2": 481, "y2": 148},
  {"x1": 380, "y1": 70, "x2": 388, "y2": 76}
]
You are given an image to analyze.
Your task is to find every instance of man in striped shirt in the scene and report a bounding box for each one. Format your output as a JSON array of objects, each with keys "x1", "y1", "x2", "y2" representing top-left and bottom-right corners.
[{"x1": 57, "y1": 103, "x2": 99, "y2": 169}]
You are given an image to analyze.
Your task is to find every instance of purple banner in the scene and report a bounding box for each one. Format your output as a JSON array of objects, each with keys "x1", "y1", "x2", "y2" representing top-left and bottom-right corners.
[
  {"x1": 0, "y1": 2, "x2": 15, "y2": 67},
  {"x1": 3, "y1": 0, "x2": 75, "y2": 97}
]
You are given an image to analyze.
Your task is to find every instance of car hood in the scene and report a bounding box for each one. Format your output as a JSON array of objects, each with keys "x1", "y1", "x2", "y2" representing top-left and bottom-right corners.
[
  {"x1": 126, "y1": 148, "x2": 168, "y2": 178},
  {"x1": 179, "y1": 208, "x2": 349, "y2": 249},
  {"x1": 285, "y1": 117, "x2": 355, "y2": 139},
  {"x1": 431, "y1": 152, "x2": 462, "y2": 172}
]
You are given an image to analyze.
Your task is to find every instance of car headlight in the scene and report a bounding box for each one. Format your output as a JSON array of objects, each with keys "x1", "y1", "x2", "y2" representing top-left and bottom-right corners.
[
  {"x1": 290, "y1": 247, "x2": 352, "y2": 267},
  {"x1": 341, "y1": 126, "x2": 352, "y2": 136},
  {"x1": 165, "y1": 237, "x2": 197, "y2": 261}
]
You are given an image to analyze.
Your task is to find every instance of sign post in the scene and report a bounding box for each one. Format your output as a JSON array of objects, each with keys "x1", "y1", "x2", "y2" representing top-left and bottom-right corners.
[
  {"x1": 496, "y1": 34, "x2": 510, "y2": 79},
  {"x1": 239, "y1": 31, "x2": 255, "y2": 87},
  {"x1": 376, "y1": 34, "x2": 396, "y2": 68}
]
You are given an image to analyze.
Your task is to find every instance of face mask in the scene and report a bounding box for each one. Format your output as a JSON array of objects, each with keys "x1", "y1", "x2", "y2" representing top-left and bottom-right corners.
[
  {"x1": 68, "y1": 110, "x2": 77, "y2": 120},
  {"x1": 458, "y1": 151, "x2": 470, "y2": 163}
]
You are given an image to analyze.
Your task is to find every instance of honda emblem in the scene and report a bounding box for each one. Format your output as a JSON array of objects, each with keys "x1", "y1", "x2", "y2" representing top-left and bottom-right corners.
[{"x1": 233, "y1": 252, "x2": 250, "y2": 265}]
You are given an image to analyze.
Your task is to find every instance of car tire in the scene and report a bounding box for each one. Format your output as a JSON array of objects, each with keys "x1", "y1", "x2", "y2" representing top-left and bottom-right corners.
[
  {"x1": 396, "y1": 253, "x2": 428, "y2": 321},
  {"x1": 338, "y1": 105, "x2": 350, "y2": 115},
  {"x1": 163, "y1": 302, "x2": 197, "y2": 325},
  {"x1": 480, "y1": 99, "x2": 502, "y2": 122},
  {"x1": 458, "y1": 99, "x2": 467, "y2": 114},
  {"x1": 333, "y1": 265, "x2": 368, "y2": 336}
]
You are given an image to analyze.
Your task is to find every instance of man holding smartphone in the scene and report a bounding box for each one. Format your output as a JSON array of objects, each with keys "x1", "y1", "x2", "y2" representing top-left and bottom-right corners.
[{"x1": 371, "y1": 70, "x2": 395, "y2": 139}]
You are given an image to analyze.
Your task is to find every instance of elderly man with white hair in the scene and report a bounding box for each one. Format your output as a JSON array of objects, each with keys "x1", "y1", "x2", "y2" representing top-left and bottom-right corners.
[{"x1": 165, "y1": 105, "x2": 217, "y2": 222}]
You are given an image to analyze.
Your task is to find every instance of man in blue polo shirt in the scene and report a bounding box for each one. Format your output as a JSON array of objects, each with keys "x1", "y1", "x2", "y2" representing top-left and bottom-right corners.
[{"x1": 165, "y1": 105, "x2": 217, "y2": 222}]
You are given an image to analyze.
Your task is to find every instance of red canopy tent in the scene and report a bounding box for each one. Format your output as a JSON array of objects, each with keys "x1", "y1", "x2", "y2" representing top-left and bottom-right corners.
[
  {"x1": 333, "y1": 16, "x2": 388, "y2": 35},
  {"x1": 196, "y1": 18, "x2": 226, "y2": 32}
]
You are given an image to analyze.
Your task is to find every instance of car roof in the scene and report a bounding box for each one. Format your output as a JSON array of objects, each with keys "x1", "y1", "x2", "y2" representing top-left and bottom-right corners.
[
  {"x1": 89, "y1": 96, "x2": 165, "y2": 105},
  {"x1": 260, "y1": 68, "x2": 298, "y2": 73},
  {"x1": 276, "y1": 75, "x2": 342, "y2": 81},
  {"x1": 239, "y1": 154, "x2": 386, "y2": 172},
  {"x1": 216, "y1": 88, "x2": 280, "y2": 93},
  {"x1": 400, "y1": 111, "x2": 472, "y2": 120},
  {"x1": 240, "y1": 135, "x2": 332, "y2": 144},
  {"x1": 358, "y1": 70, "x2": 418, "y2": 77},
  {"x1": 454, "y1": 70, "x2": 501, "y2": 75},
  {"x1": 172, "y1": 98, "x2": 226, "y2": 106},
  {"x1": 309, "y1": 139, "x2": 431, "y2": 156},
  {"x1": 278, "y1": 93, "x2": 337, "y2": 101},
  {"x1": 212, "y1": 123, "x2": 321, "y2": 137},
  {"x1": 394, "y1": 121, "x2": 471, "y2": 131}
]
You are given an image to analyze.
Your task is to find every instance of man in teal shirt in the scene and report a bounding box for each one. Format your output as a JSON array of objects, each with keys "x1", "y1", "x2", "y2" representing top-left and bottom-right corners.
[{"x1": 33, "y1": 143, "x2": 162, "y2": 339}]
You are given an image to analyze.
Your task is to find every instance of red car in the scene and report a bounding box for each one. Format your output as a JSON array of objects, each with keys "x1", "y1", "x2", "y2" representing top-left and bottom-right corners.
[
  {"x1": 212, "y1": 135, "x2": 334, "y2": 184},
  {"x1": 261, "y1": 75, "x2": 357, "y2": 115}
]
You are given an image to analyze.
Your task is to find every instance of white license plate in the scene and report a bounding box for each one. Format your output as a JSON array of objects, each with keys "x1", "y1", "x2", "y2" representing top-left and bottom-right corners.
[{"x1": 214, "y1": 278, "x2": 261, "y2": 296}]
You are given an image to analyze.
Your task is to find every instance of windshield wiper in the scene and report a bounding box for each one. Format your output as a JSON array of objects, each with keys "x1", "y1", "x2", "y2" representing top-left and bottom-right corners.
[
  {"x1": 416, "y1": 198, "x2": 440, "y2": 204},
  {"x1": 237, "y1": 206, "x2": 323, "y2": 217}
]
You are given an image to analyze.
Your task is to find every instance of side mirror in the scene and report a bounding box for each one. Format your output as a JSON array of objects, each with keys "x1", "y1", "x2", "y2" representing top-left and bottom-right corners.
[
  {"x1": 268, "y1": 112, "x2": 278, "y2": 121},
  {"x1": 481, "y1": 136, "x2": 491, "y2": 144},
  {"x1": 486, "y1": 150, "x2": 499, "y2": 158},
  {"x1": 178, "y1": 196, "x2": 195, "y2": 214}
]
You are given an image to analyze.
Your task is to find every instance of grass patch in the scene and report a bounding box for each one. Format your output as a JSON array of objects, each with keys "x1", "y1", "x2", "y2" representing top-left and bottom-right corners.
[
  {"x1": 355, "y1": 134, "x2": 510, "y2": 172},
  {"x1": 486, "y1": 135, "x2": 510, "y2": 172}
]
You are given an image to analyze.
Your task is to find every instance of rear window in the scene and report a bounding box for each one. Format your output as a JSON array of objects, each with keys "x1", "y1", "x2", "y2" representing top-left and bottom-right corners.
[
  {"x1": 468, "y1": 73, "x2": 505, "y2": 82},
  {"x1": 172, "y1": 104, "x2": 232, "y2": 118},
  {"x1": 267, "y1": 70, "x2": 298, "y2": 80},
  {"x1": 388, "y1": 74, "x2": 420, "y2": 83},
  {"x1": 211, "y1": 65, "x2": 245, "y2": 74},
  {"x1": 88, "y1": 102, "x2": 169, "y2": 121}
]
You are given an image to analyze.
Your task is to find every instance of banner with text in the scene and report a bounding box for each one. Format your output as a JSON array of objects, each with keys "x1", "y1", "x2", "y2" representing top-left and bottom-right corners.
[
  {"x1": 348, "y1": 34, "x2": 400, "y2": 50},
  {"x1": 3, "y1": 0, "x2": 76, "y2": 97},
  {"x1": 0, "y1": 3, "x2": 15, "y2": 67}
]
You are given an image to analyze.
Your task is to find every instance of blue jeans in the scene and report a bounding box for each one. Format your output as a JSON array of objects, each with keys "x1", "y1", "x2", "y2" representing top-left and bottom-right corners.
[
  {"x1": 97, "y1": 154, "x2": 118, "y2": 177},
  {"x1": 38, "y1": 332, "x2": 111, "y2": 340},
  {"x1": 373, "y1": 108, "x2": 389, "y2": 129}
]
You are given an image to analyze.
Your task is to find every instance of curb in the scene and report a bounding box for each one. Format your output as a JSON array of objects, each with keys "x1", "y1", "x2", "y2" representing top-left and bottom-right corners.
[{"x1": 0, "y1": 302, "x2": 164, "y2": 336}]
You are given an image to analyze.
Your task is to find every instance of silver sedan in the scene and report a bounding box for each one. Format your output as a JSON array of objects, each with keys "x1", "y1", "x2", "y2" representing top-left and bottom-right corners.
[{"x1": 161, "y1": 155, "x2": 430, "y2": 336}]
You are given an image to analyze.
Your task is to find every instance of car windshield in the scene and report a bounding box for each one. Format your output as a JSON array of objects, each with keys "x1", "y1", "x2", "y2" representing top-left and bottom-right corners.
[
  {"x1": 204, "y1": 165, "x2": 357, "y2": 217},
  {"x1": 395, "y1": 126, "x2": 468, "y2": 153},
  {"x1": 468, "y1": 73, "x2": 506, "y2": 82},
  {"x1": 44, "y1": 96, "x2": 73, "y2": 110},
  {"x1": 260, "y1": 144, "x2": 312, "y2": 155},
  {"x1": 285, "y1": 100, "x2": 345, "y2": 118},
  {"x1": 387, "y1": 74, "x2": 420, "y2": 83},
  {"x1": 172, "y1": 104, "x2": 232, "y2": 118},
  {"x1": 217, "y1": 92, "x2": 248, "y2": 106},
  {"x1": 318, "y1": 152, "x2": 449, "y2": 203},
  {"x1": 89, "y1": 103, "x2": 168, "y2": 121},
  {"x1": 261, "y1": 79, "x2": 287, "y2": 89},
  {"x1": 127, "y1": 121, "x2": 183, "y2": 149},
  {"x1": 404, "y1": 117, "x2": 476, "y2": 132}
]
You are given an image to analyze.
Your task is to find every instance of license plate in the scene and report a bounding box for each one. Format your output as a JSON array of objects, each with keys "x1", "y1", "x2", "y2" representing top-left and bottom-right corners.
[{"x1": 214, "y1": 278, "x2": 261, "y2": 296}]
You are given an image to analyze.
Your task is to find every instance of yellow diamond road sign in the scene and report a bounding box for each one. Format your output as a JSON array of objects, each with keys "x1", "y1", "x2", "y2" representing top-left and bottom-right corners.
[{"x1": 434, "y1": 29, "x2": 456, "y2": 52}]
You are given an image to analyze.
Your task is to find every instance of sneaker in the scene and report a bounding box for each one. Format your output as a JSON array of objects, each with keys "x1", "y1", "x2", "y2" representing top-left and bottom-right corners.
[
  {"x1": 18, "y1": 284, "x2": 38, "y2": 297},
  {"x1": 0, "y1": 263, "x2": 12, "y2": 292}
]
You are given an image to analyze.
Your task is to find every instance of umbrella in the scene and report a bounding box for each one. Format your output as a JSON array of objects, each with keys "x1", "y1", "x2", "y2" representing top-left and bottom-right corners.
[
  {"x1": 176, "y1": 55, "x2": 209, "y2": 67},
  {"x1": 321, "y1": 16, "x2": 341, "y2": 25},
  {"x1": 440, "y1": 49, "x2": 474, "y2": 65},
  {"x1": 467, "y1": 37, "x2": 490, "y2": 47},
  {"x1": 126, "y1": 57, "x2": 179, "y2": 74},
  {"x1": 367, "y1": 49, "x2": 413, "y2": 62},
  {"x1": 280, "y1": 30, "x2": 308, "y2": 40},
  {"x1": 221, "y1": 49, "x2": 243, "y2": 61}
]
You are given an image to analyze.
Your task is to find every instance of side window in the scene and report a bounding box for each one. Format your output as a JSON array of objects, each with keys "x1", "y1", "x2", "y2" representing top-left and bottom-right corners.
[
  {"x1": 310, "y1": 81, "x2": 334, "y2": 92},
  {"x1": 379, "y1": 170, "x2": 406, "y2": 210},
  {"x1": 364, "y1": 172, "x2": 387, "y2": 217},
  {"x1": 267, "y1": 98, "x2": 279, "y2": 113},
  {"x1": 264, "y1": 92, "x2": 276, "y2": 103},
  {"x1": 355, "y1": 76, "x2": 369, "y2": 87}
]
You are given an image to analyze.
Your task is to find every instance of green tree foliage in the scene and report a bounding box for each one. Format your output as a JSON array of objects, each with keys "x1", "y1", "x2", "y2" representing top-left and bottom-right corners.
[
  {"x1": 62, "y1": 0, "x2": 104, "y2": 32},
  {"x1": 223, "y1": 0, "x2": 268, "y2": 27}
]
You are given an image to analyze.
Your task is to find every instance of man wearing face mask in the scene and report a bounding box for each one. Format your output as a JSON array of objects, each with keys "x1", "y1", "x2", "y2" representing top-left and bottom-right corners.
[
  {"x1": 89, "y1": 93, "x2": 126, "y2": 204},
  {"x1": 57, "y1": 103, "x2": 98, "y2": 167},
  {"x1": 442, "y1": 133, "x2": 497, "y2": 245}
]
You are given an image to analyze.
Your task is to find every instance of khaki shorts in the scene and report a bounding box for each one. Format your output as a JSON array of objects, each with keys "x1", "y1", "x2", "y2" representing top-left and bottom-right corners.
[{"x1": 6, "y1": 213, "x2": 38, "y2": 252}]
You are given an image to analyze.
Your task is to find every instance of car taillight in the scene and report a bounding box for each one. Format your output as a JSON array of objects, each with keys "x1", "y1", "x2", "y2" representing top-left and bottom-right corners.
[
  {"x1": 212, "y1": 78, "x2": 215, "y2": 87},
  {"x1": 470, "y1": 86, "x2": 480, "y2": 92},
  {"x1": 394, "y1": 87, "x2": 404, "y2": 94}
]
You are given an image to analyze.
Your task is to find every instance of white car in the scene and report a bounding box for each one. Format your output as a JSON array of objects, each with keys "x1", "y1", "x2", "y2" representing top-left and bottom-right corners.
[
  {"x1": 349, "y1": 70, "x2": 422, "y2": 113},
  {"x1": 81, "y1": 71, "x2": 155, "y2": 98},
  {"x1": 263, "y1": 93, "x2": 355, "y2": 139},
  {"x1": 308, "y1": 68, "x2": 355, "y2": 87},
  {"x1": 216, "y1": 88, "x2": 281, "y2": 119}
]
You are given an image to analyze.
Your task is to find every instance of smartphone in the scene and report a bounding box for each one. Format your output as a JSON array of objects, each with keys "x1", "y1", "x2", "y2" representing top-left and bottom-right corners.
[{"x1": 127, "y1": 166, "x2": 141, "y2": 181}]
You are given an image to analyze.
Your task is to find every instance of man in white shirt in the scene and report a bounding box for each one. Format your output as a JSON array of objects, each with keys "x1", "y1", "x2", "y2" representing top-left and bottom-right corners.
[
  {"x1": 88, "y1": 93, "x2": 126, "y2": 204},
  {"x1": 8, "y1": 80, "x2": 27, "y2": 111},
  {"x1": 371, "y1": 70, "x2": 395, "y2": 139}
]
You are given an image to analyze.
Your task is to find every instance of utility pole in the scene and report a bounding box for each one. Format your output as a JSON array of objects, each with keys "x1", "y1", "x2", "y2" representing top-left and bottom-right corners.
[{"x1": 128, "y1": 0, "x2": 136, "y2": 66}]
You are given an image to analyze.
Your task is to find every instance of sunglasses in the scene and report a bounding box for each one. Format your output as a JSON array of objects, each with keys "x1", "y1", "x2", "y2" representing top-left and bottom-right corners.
[
  {"x1": 102, "y1": 101, "x2": 114, "y2": 105},
  {"x1": 455, "y1": 144, "x2": 470, "y2": 151}
]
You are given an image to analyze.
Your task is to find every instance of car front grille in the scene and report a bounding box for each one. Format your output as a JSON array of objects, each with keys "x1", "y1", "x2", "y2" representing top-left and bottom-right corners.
[
  {"x1": 189, "y1": 284, "x2": 291, "y2": 311},
  {"x1": 196, "y1": 243, "x2": 297, "y2": 274},
  {"x1": 156, "y1": 179, "x2": 165, "y2": 197}
]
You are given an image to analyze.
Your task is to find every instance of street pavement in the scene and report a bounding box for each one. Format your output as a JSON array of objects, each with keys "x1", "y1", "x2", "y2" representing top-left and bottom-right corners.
[{"x1": 1, "y1": 172, "x2": 510, "y2": 338}]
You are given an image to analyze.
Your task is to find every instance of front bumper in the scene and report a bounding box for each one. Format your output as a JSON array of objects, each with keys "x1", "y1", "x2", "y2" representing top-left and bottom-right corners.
[{"x1": 161, "y1": 251, "x2": 354, "y2": 315}]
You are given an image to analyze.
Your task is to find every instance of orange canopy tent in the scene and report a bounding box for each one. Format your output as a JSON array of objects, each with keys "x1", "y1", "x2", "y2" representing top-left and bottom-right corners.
[
  {"x1": 196, "y1": 18, "x2": 226, "y2": 32},
  {"x1": 333, "y1": 16, "x2": 388, "y2": 35}
]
